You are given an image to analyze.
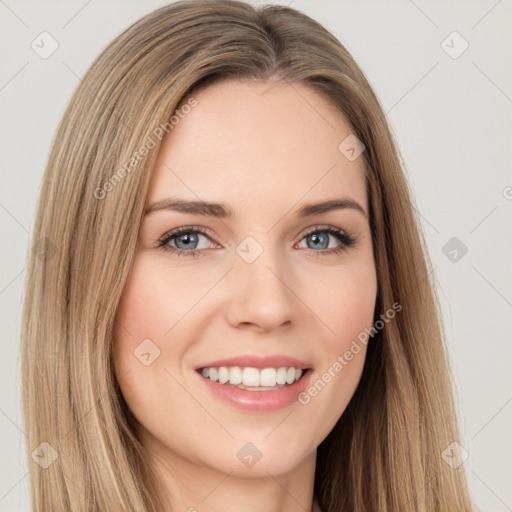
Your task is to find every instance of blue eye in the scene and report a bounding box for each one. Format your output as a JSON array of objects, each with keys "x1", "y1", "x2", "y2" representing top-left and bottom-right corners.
[
  {"x1": 157, "y1": 225, "x2": 356, "y2": 258},
  {"x1": 298, "y1": 226, "x2": 356, "y2": 254},
  {"x1": 157, "y1": 226, "x2": 213, "y2": 258}
]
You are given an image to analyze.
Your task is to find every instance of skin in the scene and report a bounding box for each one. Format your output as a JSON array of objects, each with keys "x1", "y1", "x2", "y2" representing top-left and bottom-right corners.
[{"x1": 112, "y1": 79, "x2": 377, "y2": 512}]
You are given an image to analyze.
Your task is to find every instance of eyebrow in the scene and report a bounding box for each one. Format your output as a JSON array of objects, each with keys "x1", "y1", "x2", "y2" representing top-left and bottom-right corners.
[{"x1": 144, "y1": 197, "x2": 367, "y2": 219}]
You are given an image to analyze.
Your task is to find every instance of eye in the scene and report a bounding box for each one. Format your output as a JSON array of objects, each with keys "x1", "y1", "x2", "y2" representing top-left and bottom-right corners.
[
  {"x1": 157, "y1": 226, "x2": 216, "y2": 258},
  {"x1": 296, "y1": 225, "x2": 357, "y2": 255}
]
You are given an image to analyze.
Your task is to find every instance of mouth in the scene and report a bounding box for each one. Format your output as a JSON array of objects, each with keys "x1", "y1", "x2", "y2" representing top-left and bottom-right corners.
[
  {"x1": 196, "y1": 365, "x2": 311, "y2": 390},
  {"x1": 194, "y1": 365, "x2": 314, "y2": 412}
]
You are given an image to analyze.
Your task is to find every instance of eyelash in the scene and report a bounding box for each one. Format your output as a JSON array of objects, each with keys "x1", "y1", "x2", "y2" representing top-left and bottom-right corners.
[{"x1": 157, "y1": 224, "x2": 357, "y2": 258}]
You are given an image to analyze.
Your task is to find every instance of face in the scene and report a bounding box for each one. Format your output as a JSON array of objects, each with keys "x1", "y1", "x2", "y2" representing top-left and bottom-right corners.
[{"x1": 112, "y1": 79, "x2": 377, "y2": 480}]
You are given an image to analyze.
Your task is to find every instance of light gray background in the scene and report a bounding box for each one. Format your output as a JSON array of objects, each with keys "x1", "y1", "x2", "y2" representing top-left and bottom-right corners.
[{"x1": 1, "y1": 1, "x2": 511, "y2": 510}]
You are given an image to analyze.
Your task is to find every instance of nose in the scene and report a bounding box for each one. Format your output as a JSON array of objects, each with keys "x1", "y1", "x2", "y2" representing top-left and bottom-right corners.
[{"x1": 224, "y1": 244, "x2": 297, "y2": 332}]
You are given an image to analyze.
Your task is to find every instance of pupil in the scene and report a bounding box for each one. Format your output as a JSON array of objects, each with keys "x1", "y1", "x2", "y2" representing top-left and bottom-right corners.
[
  {"x1": 177, "y1": 233, "x2": 197, "y2": 249},
  {"x1": 310, "y1": 233, "x2": 328, "y2": 250}
]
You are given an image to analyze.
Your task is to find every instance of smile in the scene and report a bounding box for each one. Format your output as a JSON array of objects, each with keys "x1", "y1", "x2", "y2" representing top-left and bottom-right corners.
[
  {"x1": 195, "y1": 366, "x2": 313, "y2": 412},
  {"x1": 199, "y1": 366, "x2": 304, "y2": 389}
]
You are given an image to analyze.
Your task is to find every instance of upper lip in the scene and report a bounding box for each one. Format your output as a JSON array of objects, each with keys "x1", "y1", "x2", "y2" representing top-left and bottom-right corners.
[{"x1": 195, "y1": 354, "x2": 313, "y2": 371}]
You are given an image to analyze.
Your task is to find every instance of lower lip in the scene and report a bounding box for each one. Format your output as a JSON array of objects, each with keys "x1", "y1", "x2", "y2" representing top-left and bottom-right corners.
[{"x1": 196, "y1": 369, "x2": 313, "y2": 412}]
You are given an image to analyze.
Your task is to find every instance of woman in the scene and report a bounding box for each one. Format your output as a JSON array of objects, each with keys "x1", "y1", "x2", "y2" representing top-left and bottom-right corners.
[{"x1": 21, "y1": 0, "x2": 477, "y2": 510}]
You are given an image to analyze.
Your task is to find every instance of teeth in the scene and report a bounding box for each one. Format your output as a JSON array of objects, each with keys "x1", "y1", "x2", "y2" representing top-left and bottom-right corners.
[
  {"x1": 229, "y1": 366, "x2": 243, "y2": 385},
  {"x1": 276, "y1": 367, "x2": 288, "y2": 385},
  {"x1": 200, "y1": 366, "x2": 305, "y2": 388},
  {"x1": 260, "y1": 368, "x2": 276, "y2": 387},
  {"x1": 242, "y1": 367, "x2": 260, "y2": 386},
  {"x1": 208, "y1": 368, "x2": 218, "y2": 382},
  {"x1": 218, "y1": 366, "x2": 229, "y2": 384}
]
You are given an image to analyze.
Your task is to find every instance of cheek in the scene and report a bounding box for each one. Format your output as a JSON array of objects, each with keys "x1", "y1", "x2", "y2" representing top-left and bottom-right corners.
[
  {"x1": 111, "y1": 254, "x2": 218, "y2": 406},
  {"x1": 112, "y1": 258, "x2": 175, "y2": 389},
  {"x1": 304, "y1": 255, "x2": 377, "y2": 346},
  {"x1": 114, "y1": 254, "x2": 222, "y2": 342},
  {"x1": 299, "y1": 255, "x2": 376, "y2": 414},
  {"x1": 324, "y1": 276, "x2": 377, "y2": 343},
  {"x1": 111, "y1": 258, "x2": 189, "y2": 439},
  {"x1": 113, "y1": 257, "x2": 189, "y2": 353},
  {"x1": 297, "y1": 268, "x2": 375, "y2": 438}
]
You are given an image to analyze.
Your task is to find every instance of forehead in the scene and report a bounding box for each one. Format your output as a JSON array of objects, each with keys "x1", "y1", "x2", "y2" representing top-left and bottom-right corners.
[{"x1": 147, "y1": 79, "x2": 367, "y2": 215}]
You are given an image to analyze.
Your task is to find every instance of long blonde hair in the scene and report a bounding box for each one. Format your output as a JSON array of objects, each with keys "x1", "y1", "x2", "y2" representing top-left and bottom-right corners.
[{"x1": 21, "y1": 1, "x2": 476, "y2": 510}]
